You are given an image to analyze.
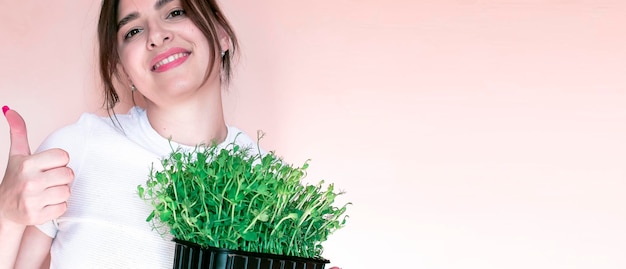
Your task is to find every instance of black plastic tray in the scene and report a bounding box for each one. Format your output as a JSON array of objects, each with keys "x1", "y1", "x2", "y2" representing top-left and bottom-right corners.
[{"x1": 172, "y1": 239, "x2": 330, "y2": 269}]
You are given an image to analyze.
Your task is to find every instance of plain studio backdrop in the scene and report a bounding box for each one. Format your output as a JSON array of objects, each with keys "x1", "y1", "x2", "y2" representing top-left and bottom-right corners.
[{"x1": 1, "y1": 1, "x2": 626, "y2": 268}]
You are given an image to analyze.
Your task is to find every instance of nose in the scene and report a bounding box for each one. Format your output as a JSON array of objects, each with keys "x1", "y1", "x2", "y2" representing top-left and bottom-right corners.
[{"x1": 147, "y1": 22, "x2": 171, "y2": 50}]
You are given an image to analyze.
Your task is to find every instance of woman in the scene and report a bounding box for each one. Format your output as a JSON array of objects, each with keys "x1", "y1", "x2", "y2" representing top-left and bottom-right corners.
[{"x1": 0, "y1": 0, "x2": 342, "y2": 267}]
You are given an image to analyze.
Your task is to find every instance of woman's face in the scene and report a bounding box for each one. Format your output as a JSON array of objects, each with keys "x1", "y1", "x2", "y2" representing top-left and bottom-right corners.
[{"x1": 116, "y1": 0, "x2": 220, "y2": 106}]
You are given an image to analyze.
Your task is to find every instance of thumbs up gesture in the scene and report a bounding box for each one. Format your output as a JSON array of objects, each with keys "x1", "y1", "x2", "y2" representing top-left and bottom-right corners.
[{"x1": 0, "y1": 107, "x2": 74, "y2": 227}]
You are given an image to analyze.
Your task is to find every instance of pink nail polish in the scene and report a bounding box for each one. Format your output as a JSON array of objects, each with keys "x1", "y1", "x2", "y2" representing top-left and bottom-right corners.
[{"x1": 2, "y1": 106, "x2": 9, "y2": 115}]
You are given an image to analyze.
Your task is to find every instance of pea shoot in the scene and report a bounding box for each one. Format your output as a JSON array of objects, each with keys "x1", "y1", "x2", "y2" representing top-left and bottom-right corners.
[{"x1": 138, "y1": 135, "x2": 350, "y2": 259}]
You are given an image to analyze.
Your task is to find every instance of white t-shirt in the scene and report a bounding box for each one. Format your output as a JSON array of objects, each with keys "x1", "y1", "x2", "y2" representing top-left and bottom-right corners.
[{"x1": 35, "y1": 107, "x2": 259, "y2": 268}]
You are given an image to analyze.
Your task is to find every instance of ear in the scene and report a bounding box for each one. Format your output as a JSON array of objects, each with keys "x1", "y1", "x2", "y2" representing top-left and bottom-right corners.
[{"x1": 217, "y1": 27, "x2": 231, "y2": 54}]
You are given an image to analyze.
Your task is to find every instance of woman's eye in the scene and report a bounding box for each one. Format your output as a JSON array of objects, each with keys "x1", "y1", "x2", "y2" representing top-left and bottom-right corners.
[
  {"x1": 168, "y1": 9, "x2": 186, "y2": 18},
  {"x1": 125, "y1": 28, "x2": 142, "y2": 40}
]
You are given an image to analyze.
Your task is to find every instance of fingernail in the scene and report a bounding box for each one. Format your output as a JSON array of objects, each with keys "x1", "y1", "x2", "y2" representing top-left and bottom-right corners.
[{"x1": 2, "y1": 106, "x2": 9, "y2": 115}]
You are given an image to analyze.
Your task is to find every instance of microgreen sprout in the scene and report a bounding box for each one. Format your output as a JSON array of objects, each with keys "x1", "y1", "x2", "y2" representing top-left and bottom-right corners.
[{"x1": 137, "y1": 135, "x2": 350, "y2": 259}]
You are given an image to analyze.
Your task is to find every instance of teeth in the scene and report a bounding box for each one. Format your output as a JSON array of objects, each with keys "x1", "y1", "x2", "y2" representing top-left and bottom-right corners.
[{"x1": 153, "y1": 52, "x2": 189, "y2": 70}]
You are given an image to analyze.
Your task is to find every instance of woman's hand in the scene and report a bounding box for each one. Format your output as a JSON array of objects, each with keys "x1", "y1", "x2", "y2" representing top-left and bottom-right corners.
[{"x1": 0, "y1": 108, "x2": 74, "y2": 228}]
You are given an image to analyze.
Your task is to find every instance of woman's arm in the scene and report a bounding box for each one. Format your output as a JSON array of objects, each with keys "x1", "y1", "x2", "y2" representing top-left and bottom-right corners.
[
  {"x1": 0, "y1": 217, "x2": 51, "y2": 269},
  {"x1": 0, "y1": 108, "x2": 72, "y2": 268},
  {"x1": 14, "y1": 226, "x2": 53, "y2": 269},
  {"x1": 0, "y1": 221, "x2": 26, "y2": 269}
]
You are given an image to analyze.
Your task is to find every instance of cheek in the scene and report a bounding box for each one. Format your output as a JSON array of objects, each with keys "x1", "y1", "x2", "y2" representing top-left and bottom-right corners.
[
  {"x1": 119, "y1": 45, "x2": 146, "y2": 78},
  {"x1": 183, "y1": 22, "x2": 213, "y2": 52}
]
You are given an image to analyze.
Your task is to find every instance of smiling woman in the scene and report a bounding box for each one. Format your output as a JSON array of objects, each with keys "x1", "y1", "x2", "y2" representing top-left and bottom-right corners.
[{"x1": 0, "y1": 0, "x2": 343, "y2": 268}]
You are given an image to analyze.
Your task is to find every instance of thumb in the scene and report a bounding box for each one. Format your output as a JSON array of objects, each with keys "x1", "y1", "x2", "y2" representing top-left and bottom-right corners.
[{"x1": 3, "y1": 106, "x2": 31, "y2": 156}]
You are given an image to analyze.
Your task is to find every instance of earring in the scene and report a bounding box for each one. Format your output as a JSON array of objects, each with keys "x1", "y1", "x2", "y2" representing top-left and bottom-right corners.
[
  {"x1": 221, "y1": 50, "x2": 228, "y2": 57},
  {"x1": 131, "y1": 84, "x2": 137, "y2": 91}
]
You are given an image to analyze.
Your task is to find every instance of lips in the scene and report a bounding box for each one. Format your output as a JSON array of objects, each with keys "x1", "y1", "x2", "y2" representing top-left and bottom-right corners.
[{"x1": 150, "y1": 47, "x2": 191, "y2": 73}]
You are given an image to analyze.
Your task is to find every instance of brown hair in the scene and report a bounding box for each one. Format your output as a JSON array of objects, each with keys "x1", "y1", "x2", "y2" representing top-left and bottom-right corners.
[{"x1": 97, "y1": 0, "x2": 239, "y2": 111}]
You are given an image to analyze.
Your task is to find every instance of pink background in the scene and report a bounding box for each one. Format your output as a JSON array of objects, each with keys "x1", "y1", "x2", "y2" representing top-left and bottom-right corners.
[{"x1": 2, "y1": 1, "x2": 626, "y2": 268}]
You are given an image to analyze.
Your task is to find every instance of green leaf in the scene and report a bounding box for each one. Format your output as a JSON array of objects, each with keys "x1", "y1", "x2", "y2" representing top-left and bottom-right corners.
[
  {"x1": 137, "y1": 185, "x2": 144, "y2": 198},
  {"x1": 146, "y1": 211, "x2": 155, "y2": 222},
  {"x1": 241, "y1": 231, "x2": 258, "y2": 241},
  {"x1": 160, "y1": 210, "x2": 172, "y2": 222},
  {"x1": 257, "y1": 212, "x2": 269, "y2": 222}
]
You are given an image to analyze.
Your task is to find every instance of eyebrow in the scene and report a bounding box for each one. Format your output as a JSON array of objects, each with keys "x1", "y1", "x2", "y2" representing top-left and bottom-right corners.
[
  {"x1": 117, "y1": 13, "x2": 138, "y2": 30},
  {"x1": 117, "y1": 0, "x2": 174, "y2": 30},
  {"x1": 154, "y1": 0, "x2": 174, "y2": 10}
]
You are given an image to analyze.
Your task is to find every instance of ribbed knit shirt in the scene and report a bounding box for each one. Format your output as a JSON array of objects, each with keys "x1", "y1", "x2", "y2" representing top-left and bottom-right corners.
[{"x1": 35, "y1": 107, "x2": 259, "y2": 268}]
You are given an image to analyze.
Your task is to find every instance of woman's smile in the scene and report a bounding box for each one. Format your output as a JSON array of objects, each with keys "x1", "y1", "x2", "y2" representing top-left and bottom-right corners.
[{"x1": 151, "y1": 47, "x2": 191, "y2": 72}]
